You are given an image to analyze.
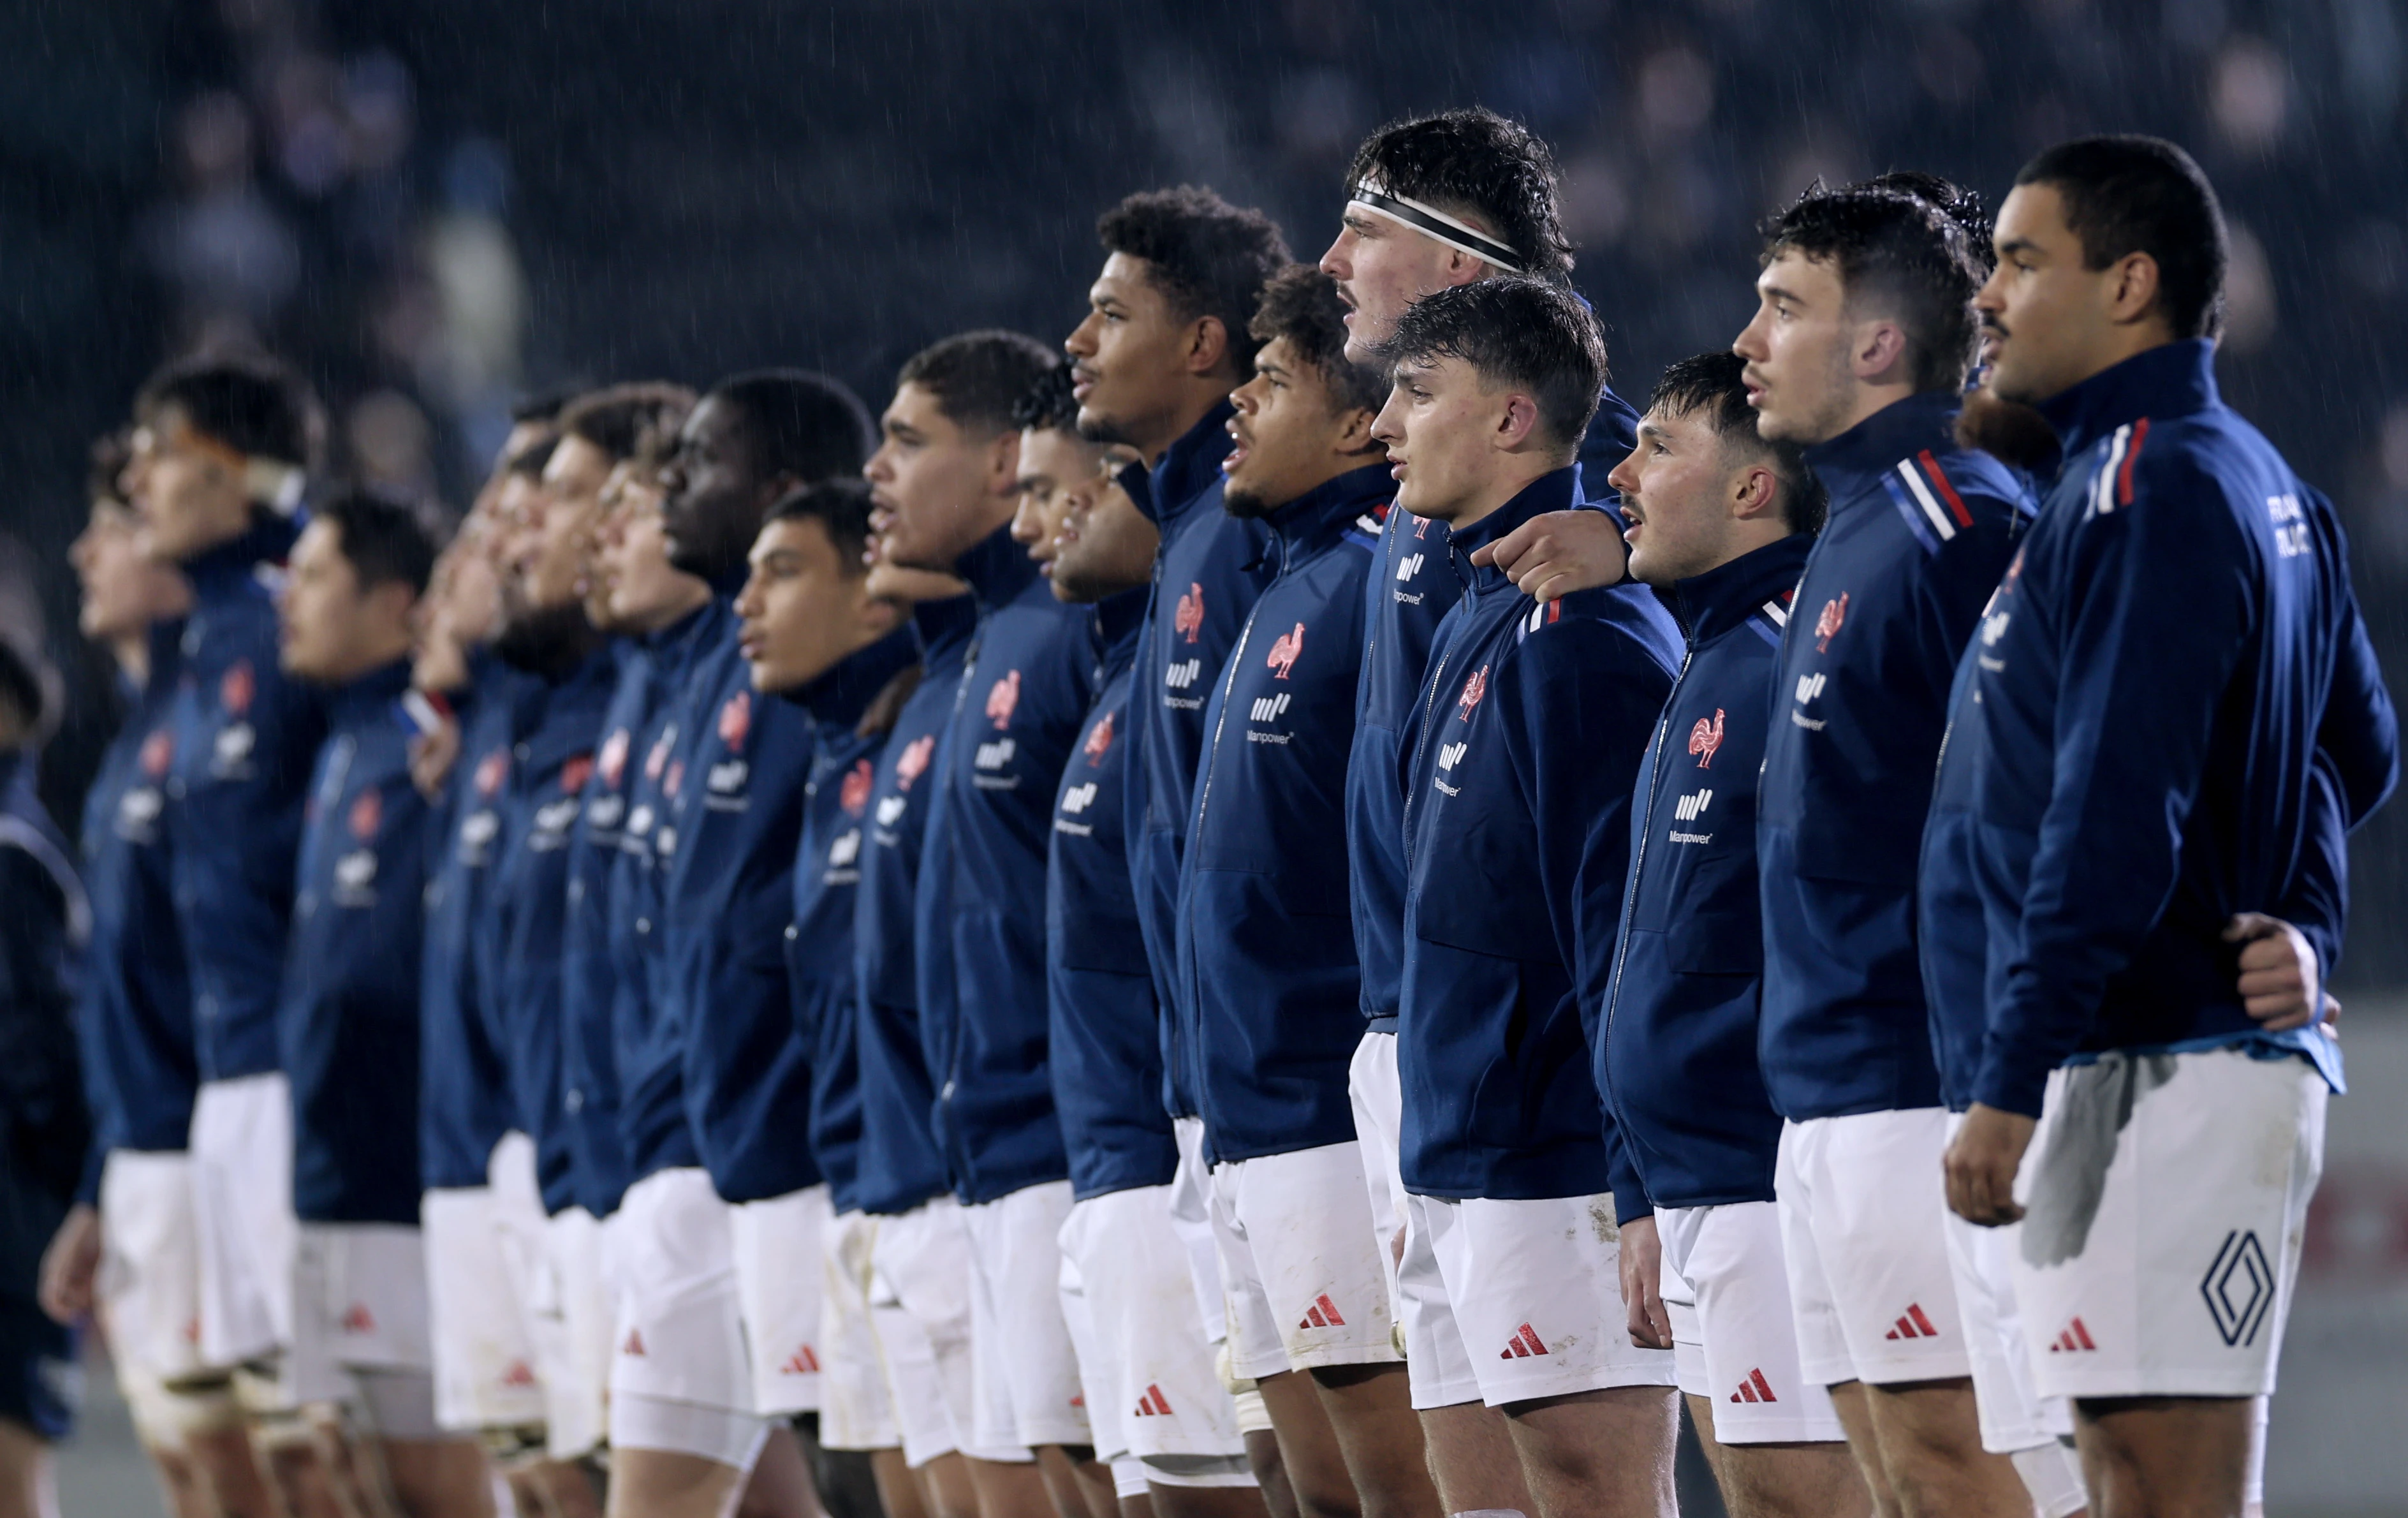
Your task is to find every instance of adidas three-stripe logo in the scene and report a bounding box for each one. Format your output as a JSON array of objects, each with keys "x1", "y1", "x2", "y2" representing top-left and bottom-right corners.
[
  {"x1": 1499, "y1": 1323, "x2": 1550, "y2": 1359},
  {"x1": 2048, "y1": 1317, "x2": 2098, "y2": 1353},
  {"x1": 781, "y1": 1345, "x2": 821, "y2": 1374},
  {"x1": 1729, "y1": 1369, "x2": 1778, "y2": 1404},
  {"x1": 1298, "y1": 1293, "x2": 1347, "y2": 1330},
  {"x1": 1884, "y1": 1303, "x2": 1942, "y2": 1341},
  {"x1": 1132, "y1": 1384, "x2": 1174, "y2": 1417}
]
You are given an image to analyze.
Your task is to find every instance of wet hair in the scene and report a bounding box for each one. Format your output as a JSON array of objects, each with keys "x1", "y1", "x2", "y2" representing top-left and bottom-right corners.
[
  {"x1": 1648, "y1": 352, "x2": 1826, "y2": 536},
  {"x1": 1758, "y1": 182, "x2": 1986, "y2": 392},
  {"x1": 763, "y1": 476, "x2": 877, "y2": 576},
  {"x1": 89, "y1": 429, "x2": 133, "y2": 507},
  {"x1": 312, "y1": 485, "x2": 441, "y2": 596},
  {"x1": 510, "y1": 387, "x2": 578, "y2": 425},
  {"x1": 1010, "y1": 361, "x2": 1080, "y2": 434},
  {"x1": 135, "y1": 351, "x2": 316, "y2": 467},
  {"x1": 1096, "y1": 187, "x2": 1291, "y2": 370},
  {"x1": 1249, "y1": 265, "x2": 1387, "y2": 416},
  {"x1": 1377, "y1": 277, "x2": 1604, "y2": 452},
  {"x1": 1346, "y1": 108, "x2": 1574, "y2": 281},
  {"x1": 898, "y1": 332, "x2": 1060, "y2": 437},
  {"x1": 709, "y1": 369, "x2": 877, "y2": 486},
  {"x1": 2015, "y1": 135, "x2": 2228, "y2": 341},
  {"x1": 559, "y1": 382, "x2": 698, "y2": 464},
  {"x1": 1854, "y1": 172, "x2": 1993, "y2": 267}
]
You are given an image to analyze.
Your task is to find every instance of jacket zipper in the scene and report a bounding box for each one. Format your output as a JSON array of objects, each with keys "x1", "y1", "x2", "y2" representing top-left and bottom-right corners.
[
  {"x1": 1400, "y1": 552, "x2": 1482, "y2": 876},
  {"x1": 1598, "y1": 630, "x2": 1698, "y2": 1129}
]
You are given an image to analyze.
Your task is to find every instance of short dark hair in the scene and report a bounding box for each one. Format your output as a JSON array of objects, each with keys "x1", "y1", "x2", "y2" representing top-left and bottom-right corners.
[
  {"x1": 510, "y1": 387, "x2": 578, "y2": 426},
  {"x1": 1855, "y1": 172, "x2": 1993, "y2": 265},
  {"x1": 135, "y1": 351, "x2": 316, "y2": 467},
  {"x1": 89, "y1": 429, "x2": 133, "y2": 506},
  {"x1": 1759, "y1": 182, "x2": 1986, "y2": 392},
  {"x1": 1377, "y1": 277, "x2": 1604, "y2": 452},
  {"x1": 763, "y1": 476, "x2": 878, "y2": 575},
  {"x1": 897, "y1": 332, "x2": 1060, "y2": 437},
  {"x1": 1249, "y1": 265, "x2": 1386, "y2": 416},
  {"x1": 1011, "y1": 362, "x2": 1080, "y2": 434},
  {"x1": 313, "y1": 485, "x2": 441, "y2": 596},
  {"x1": 504, "y1": 436, "x2": 558, "y2": 478},
  {"x1": 2015, "y1": 135, "x2": 2227, "y2": 341},
  {"x1": 1648, "y1": 352, "x2": 1826, "y2": 536},
  {"x1": 1097, "y1": 187, "x2": 1290, "y2": 370},
  {"x1": 1346, "y1": 108, "x2": 1574, "y2": 281},
  {"x1": 559, "y1": 382, "x2": 698, "y2": 464},
  {"x1": 710, "y1": 369, "x2": 876, "y2": 487}
]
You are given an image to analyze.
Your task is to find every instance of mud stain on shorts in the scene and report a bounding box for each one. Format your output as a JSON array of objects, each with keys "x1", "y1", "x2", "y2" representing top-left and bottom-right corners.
[{"x1": 2020, "y1": 1051, "x2": 2178, "y2": 1269}]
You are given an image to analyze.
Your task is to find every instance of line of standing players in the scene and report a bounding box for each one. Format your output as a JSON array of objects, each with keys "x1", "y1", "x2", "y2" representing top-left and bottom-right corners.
[{"x1": 23, "y1": 108, "x2": 2396, "y2": 1518}]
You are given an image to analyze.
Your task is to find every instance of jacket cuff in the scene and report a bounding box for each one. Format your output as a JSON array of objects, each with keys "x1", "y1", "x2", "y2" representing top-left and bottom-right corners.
[
  {"x1": 1613, "y1": 1184, "x2": 1654, "y2": 1228},
  {"x1": 1970, "y1": 1059, "x2": 2051, "y2": 1121}
]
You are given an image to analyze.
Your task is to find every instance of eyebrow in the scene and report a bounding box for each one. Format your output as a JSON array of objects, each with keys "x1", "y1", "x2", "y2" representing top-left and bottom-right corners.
[
  {"x1": 1758, "y1": 280, "x2": 1804, "y2": 307},
  {"x1": 1635, "y1": 420, "x2": 1671, "y2": 445},
  {"x1": 1996, "y1": 236, "x2": 2043, "y2": 259}
]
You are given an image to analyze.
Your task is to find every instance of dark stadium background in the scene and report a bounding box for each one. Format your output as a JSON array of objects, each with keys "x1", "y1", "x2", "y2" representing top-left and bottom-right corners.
[{"x1": 8, "y1": 3, "x2": 2408, "y2": 1509}]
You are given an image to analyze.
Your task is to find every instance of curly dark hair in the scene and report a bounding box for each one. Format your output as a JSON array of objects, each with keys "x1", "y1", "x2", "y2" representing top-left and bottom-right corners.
[
  {"x1": 1648, "y1": 351, "x2": 1826, "y2": 536},
  {"x1": 1758, "y1": 182, "x2": 1986, "y2": 393},
  {"x1": 1096, "y1": 186, "x2": 1290, "y2": 370},
  {"x1": 1346, "y1": 108, "x2": 1574, "y2": 281},
  {"x1": 1248, "y1": 265, "x2": 1386, "y2": 415},
  {"x1": 1376, "y1": 277, "x2": 1604, "y2": 452},
  {"x1": 1009, "y1": 360, "x2": 1079, "y2": 434}
]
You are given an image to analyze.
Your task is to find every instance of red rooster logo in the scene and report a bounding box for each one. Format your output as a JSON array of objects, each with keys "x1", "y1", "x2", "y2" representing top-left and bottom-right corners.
[
  {"x1": 895, "y1": 735, "x2": 935, "y2": 790},
  {"x1": 719, "y1": 691, "x2": 752, "y2": 752},
  {"x1": 839, "y1": 758, "x2": 874, "y2": 816},
  {"x1": 1173, "y1": 582, "x2": 1205, "y2": 644},
  {"x1": 1687, "y1": 709, "x2": 1725, "y2": 769},
  {"x1": 1814, "y1": 593, "x2": 1848, "y2": 653},
  {"x1": 1083, "y1": 712, "x2": 1115, "y2": 765},
  {"x1": 140, "y1": 728, "x2": 174, "y2": 778},
  {"x1": 348, "y1": 788, "x2": 383, "y2": 841},
  {"x1": 599, "y1": 729, "x2": 629, "y2": 788},
  {"x1": 474, "y1": 749, "x2": 509, "y2": 798},
  {"x1": 561, "y1": 754, "x2": 594, "y2": 796},
  {"x1": 1266, "y1": 622, "x2": 1305, "y2": 679},
  {"x1": 1456, "y1": 665, "x2": 1490, "y2": 721},
  {"x1": 985, "y1": 670, "x2": 1022, "y2": 730},
  {"x1": 220, "y1": 659, "x2": 254, "y2": 716}
]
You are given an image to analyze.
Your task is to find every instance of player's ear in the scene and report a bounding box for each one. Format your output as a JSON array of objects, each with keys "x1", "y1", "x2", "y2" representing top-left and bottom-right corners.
[
  {"x1": 2106, "y1": 251, "x2": 2162, "y2": 330},
  {"x1": 1334, "y1": 404, "x2": 1380, "y2": 457},
  {"x1": 1186, "y1": 316, "x2": 1230, "y2": 378},
  {"x1": 1853, "y1": 320, "x2": 1911, "y2": 385},
  {"x1": 1495, "y1": 392, "x2": 1543, "y2": 452},
  {"x1": 1731, "y1": 463, "x2": 1779, "y2": 521},
  {"x1": 982, "y1": 427, "x2": 1023, "y2": 498}
]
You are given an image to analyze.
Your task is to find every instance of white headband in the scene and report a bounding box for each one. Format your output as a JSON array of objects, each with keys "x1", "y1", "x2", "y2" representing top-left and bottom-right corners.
[{"x1": 1349, "y1": 181, "x2": 1523, "y2": 273}]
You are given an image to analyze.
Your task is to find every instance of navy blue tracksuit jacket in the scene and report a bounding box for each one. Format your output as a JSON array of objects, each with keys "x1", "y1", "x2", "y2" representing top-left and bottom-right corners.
[
  {"x1": 281, "y1": 661, "x2": 428, "y2": 1224},
  {"x1": 1123, "y1": 403, "x2": 1270, "y2": 1118},
  {"x1": 853, "y1": 594, "x2": 977, "y2": 1216},
  {"x1": 420, "y1": 661, "x2": 539, "y2": 1190},
  {"x1": 560, "y1": 640, "x2": 647, "y2": 1218},
  {"x1": 1596, "y1": 536, "x2": 1811, "y2": 1213},
  {"x1": 1756, "y1": 392, "x2": 2032, "y2": 1122},
  {"x1": 917, "y1": 529, "x2": 1093, "y2": 1204},
  {"x1": 1175, "y1": 466, "x2": 1390, "y2": 1164},
  {"x1": 786, "y1": 629, "x2": 920, "y2": 1216},
  {"x1": 1046, "y1": 591, "x2": 1171, "y2": 1201},
  {"x1": 659, "y1": 605, "x2": 825, "y2": 1204},
  {"x1": 1951, "y1": 340, "x2": 2398, "y2": 1116},
  {"x1": 75, "y1": 621, "x2": 196, "y2": 1195},
  {"x1": 1397, "y1": 469, "x2": 1680, "y2": 1205},
  {"x1": 165, "y1": 517, "x2": 323, "y2": 1082},
  {"x1": 486, "y1": 649, "x2": 616, "y2": 1214}
]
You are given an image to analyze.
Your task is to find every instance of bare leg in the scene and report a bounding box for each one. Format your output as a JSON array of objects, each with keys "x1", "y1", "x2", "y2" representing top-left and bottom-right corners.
[
  {"x1": 1499, "y1": 1388, "x2": 1675, "y2": 1518},
  {"x1": 187, "y1": 1422, "x2": 283, "y2": 1517},
  {"x1": 872, "y1": 1448, "x2": 931, "y2": 1518},
  {"x1": 1417, "y1": 1403, "x2": 1529, "y2": 1516},
  {"x1": 967, "y1": 1456, "x2": 1052, "y2": 1518},
  {"x1": 913, "y1": 1452, "x2": 978, "y2": 1518},
  {"x1": 607, "y1": 1447, "x2": 747, "y2": 1518},
  {"x1": 1251, "y1": 1372, "x2": 1356, "y2": 1518},
  {"x1": 1243, "y1": 1428, "x2": 1298, "y2": 1518},
  {"x1": 1146, "y1": 1481, "x2": 1271, "y2": 1518},
  {"x1": 381, "y1": 1437, "x2": 499, "y2": 1518},
  {"x1": 1306, "y1": 1364, "x2": 1439, "y2": 1518},
  {"x1": 735, "y1": 1427, "x2": 821, "y2": 1518},
  {"x1": 1853, "y1": 1380, "x2": 2031, "y2": 1518},
  {"x1": 1685, "y1": 1392, "x2": 1870, "y2": 1518},
  {"x1": 2076, "y1": 1396, "x2": 2250, "y2": 1518},
  {"x1": 0, "y1": 1419, "x2": 57, "y2": 1518},
  {"x1": 1032, "y1": 1445, "x2": 1115, "y2": 1518}
]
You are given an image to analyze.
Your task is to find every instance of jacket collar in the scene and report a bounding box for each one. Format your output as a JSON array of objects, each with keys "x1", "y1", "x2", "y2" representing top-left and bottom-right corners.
[
  {"x1": 1092, "y1": 585, "x2": 1149, "y2": 663},
  {"x1": 913, "y1": 592, "x2": 979, "y2": 663},
  {"x1": 1264, "y1": 464, "x2": 1393, "y2": 562},
  {"x1": 1800, "y1": 390, "x2": 1962, "y2": 510},
  {"x1": 2035, "y1": 338, "x2": 2218, "y2": 461},
  {"x1": 1659, "y1": 533, "x2": 1814, "y2": 645},
  {"x1": 137, "y1": 616, "x2": 188, "y2": 702},
  {"x1": 797, "y1": 624, "x2": 921, "y2": 737},
  {"x1": 325, "y1": 658, "x2": 413, "y2": 732},
  {"x1": 184, "y1": 513, "x2": 301, "y2": 601},
  {"x1": 644, "y1": 599, "x2": 713, "y2": 654},
  {"x1": 1446, "y1": 468, "x2": 1580, "y2": 596},
  {"x1": 1145, "y1": 400, "x2": 1237, "y2": 528},
  {"x1": 954, "y1": 522, "x2": 1039, "y2": 614}
]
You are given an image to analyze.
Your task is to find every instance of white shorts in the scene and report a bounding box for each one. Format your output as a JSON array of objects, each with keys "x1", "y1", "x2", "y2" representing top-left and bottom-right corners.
[
  {"x1": 869, "y1": 1197, "x2": 1025, "y2": 1467},
  {"x1": 1656, "y1": 1202, "x2": 1845, "y2": 1445},
  {"x1": 1346, "y1": 1031, "x2": 1407, "y2": 1327},
  {"x1": 543, "y1": 1207, "x2": 615, "y2": 1459},
  {"x1": 1168, "y1": 1119, "x2": 1228, "y2": 1347},
  {"x1": 1398, "y1": 1190, "x2": 1675, "y2": 1410},
  {"x1": 1059, "y1": 1186, "x2": 1252, "y2": 1484},
  {"x1": 731, "y1": 1184, "x2": 830, "y2": 1417},
  {"x1": 189, "y1": 1072, "x2": 298, "y2": 1367},
  {"x1": 1776, "y1": 1107, "x2": 1970, "y2": 1387},
  {"x1": 1209, "y1": 1142, "x2": 1399, "y2": 1380},
  {"x1": 1939, "y1": 1114, "x2": 2073, "y2": 1455},
  {"x1": 818, "y1": 1210, "x2": 899, "y2": 1452},
  {"x1": 421, "y1": 1183, "x2": 543, "y2": 1431},
  {"x1": 286, "y1": 1223, "x2": 434, "y2": 1408},
  {"x1": 962, "y1": 1180, "x2": 1089, "y2": 1451},
  {"x1": 608, "y1": 1167, "x2": 751, "y2": 1414},
  {"x1": 96, "y1": 1150, "x2": 211, "y2": 1382},
  {"x1": 2012, "y1": 1047, "x2": 2326, "y2": 1401},
  {"x1": 487, "y1": 1132, "x2": 573, "y2": 1434}
]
